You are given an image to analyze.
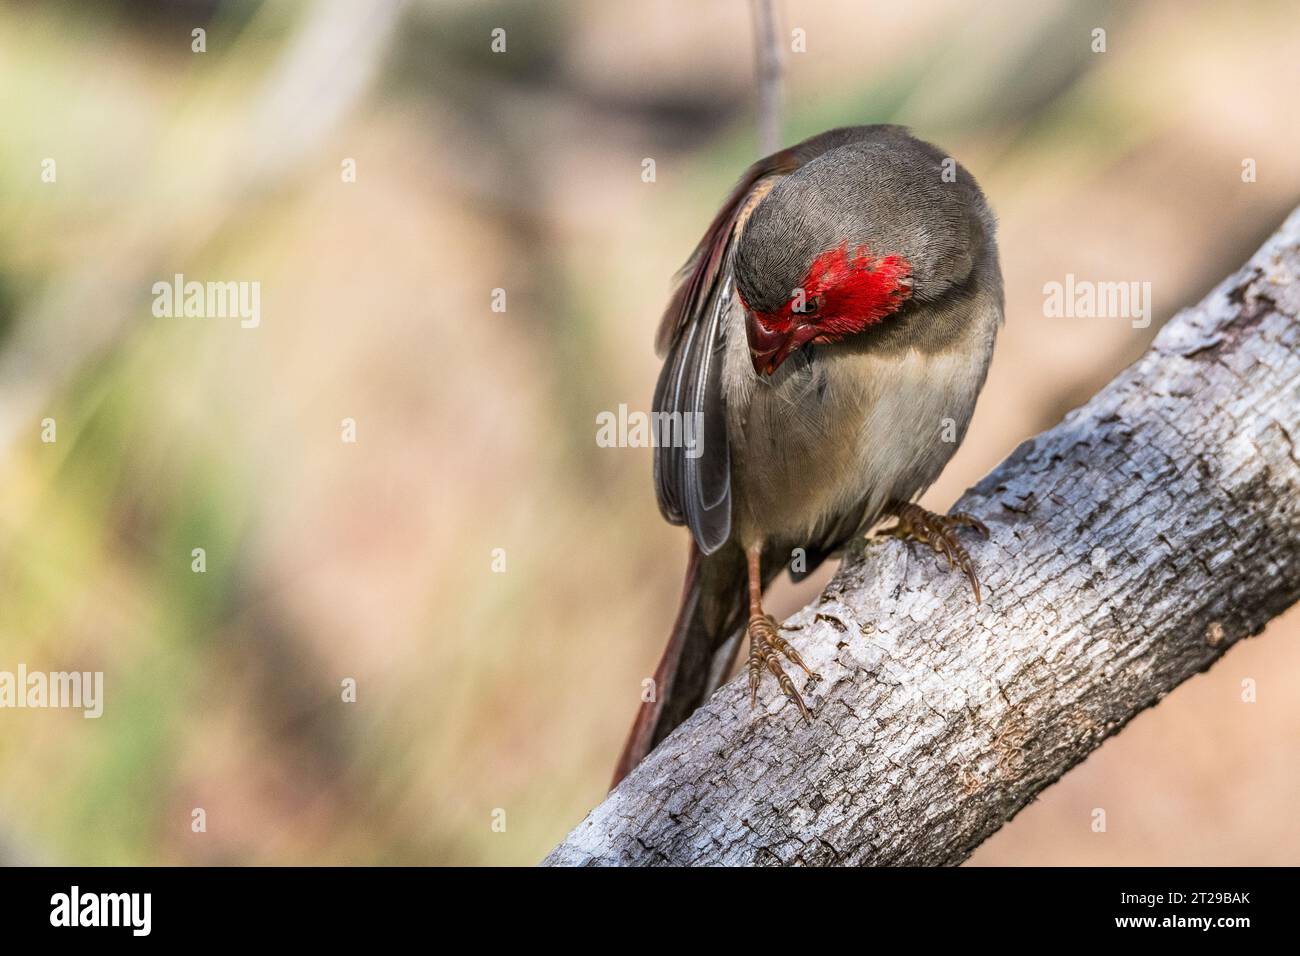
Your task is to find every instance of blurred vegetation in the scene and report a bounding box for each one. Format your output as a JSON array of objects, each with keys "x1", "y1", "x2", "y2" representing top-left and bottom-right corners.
[{"x1": 1, "y1": 0, "x2": 1298, "y2": 866}]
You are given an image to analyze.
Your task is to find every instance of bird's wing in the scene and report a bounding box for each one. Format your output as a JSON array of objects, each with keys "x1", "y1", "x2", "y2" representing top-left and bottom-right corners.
[{"x1": 651, "y1": 153, "x2": 795, "y2": 555}]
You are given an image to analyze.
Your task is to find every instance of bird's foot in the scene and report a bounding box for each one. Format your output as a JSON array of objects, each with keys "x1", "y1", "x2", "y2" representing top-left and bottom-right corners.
[
  {"x1": 881, "y1": 502, "x2": 989, "y2": 603},
  {"x1": 747, "y1": 613, "x2": 819, "y2": 720}
]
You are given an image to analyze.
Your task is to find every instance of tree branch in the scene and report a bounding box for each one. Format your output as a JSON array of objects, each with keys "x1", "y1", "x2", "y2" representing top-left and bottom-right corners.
[{"x1": 546, "y1": 205, "x2": 1300, "y2": 866}]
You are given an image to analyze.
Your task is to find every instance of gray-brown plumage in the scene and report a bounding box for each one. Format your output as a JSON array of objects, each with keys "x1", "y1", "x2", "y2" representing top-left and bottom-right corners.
[{"x1": 616, "y1": 125, "x2": 1003, "y2": 784}]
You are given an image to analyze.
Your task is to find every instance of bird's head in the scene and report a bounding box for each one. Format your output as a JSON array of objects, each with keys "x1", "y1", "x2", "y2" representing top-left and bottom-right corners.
[
  {"x1": 735, "y1": 240, "x2": 913, "y2": 375},
  {"x1": 732, "y1": 150, "x2": 936, "y2": 376}
]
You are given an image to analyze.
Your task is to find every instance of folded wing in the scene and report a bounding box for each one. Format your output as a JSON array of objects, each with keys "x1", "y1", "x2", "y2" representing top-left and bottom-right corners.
[{"x1": 652, "y1": 155, "x2": 794, "y2": 554}]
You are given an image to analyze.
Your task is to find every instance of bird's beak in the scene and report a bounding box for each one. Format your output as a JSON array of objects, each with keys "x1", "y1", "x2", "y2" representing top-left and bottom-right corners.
[{"x1": 745, "y1": 311, "x2": 818, "y2": 376}]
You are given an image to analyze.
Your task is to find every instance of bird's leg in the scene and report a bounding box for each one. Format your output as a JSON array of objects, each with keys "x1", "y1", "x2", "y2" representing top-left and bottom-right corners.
[
  {"x1": 745, "y1": 545, "x2": 819, "y2": 720},
  {"x1": 881, "y1": 501, "x2": 989, "y2": 603}
]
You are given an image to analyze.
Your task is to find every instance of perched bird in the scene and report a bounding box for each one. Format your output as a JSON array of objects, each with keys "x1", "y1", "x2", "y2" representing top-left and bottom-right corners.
[{"x1": 614, "y1": 125, "x2": 1003, "y2": 784}]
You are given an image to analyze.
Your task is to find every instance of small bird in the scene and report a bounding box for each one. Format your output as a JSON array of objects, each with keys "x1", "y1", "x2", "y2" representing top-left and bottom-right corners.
[{"x1": 614, "y1": 125, "x2": 1003, "y2": 784}]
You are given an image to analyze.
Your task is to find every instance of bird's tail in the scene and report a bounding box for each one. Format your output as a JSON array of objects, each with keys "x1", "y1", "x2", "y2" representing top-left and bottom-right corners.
[{"x1": 611, "y1": 542, "x2": 748, "y2": 787}]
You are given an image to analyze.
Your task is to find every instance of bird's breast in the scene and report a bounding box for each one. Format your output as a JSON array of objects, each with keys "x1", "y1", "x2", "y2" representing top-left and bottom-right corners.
[{"x1": 722, "y1": 301, "x2": 998, "y2": 550}]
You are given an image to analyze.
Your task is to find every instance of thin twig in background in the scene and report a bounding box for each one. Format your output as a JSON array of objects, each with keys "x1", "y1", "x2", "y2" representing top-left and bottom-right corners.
[{"x1": 750, "y1": 0, "x2": 783, "y2": 154}]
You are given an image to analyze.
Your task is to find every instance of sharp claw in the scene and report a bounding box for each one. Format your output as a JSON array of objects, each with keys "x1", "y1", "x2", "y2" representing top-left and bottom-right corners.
[
  {"x1": 748, "y1": 613, "x2": 816, "y2": 721},
  {"x1": 770, "y1": 632, "x2": 815, "y2": 679},
  {"x1": 884, "y1": 502, "x2": 987, "y2": 604},
  {"x1": 953, "y1": 512, "x2": 991, "y2": 538},
  {"x1": 792, "y1": 692, "x2": 812, "y2": 722},
  {"x1": 768, "y1": 661, "x2": 811, "y2": 720}
]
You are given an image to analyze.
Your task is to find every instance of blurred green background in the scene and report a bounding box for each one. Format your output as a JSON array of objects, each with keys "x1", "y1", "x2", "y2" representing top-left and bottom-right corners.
[{"x1": 1, "y1": 0, "x2": 1298, "y2": 866}]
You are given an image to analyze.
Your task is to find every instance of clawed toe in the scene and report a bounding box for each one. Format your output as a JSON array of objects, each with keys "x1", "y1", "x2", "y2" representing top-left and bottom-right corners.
[
  {"x1": 949, "y1": 511, "x2": 990, "y2": 538},
  {"x1": 747, "y1": 614, "x2": 819, "y2": 721},
  {"x1": 883, "y1": 502, "x2": 987, "y2": 603}
]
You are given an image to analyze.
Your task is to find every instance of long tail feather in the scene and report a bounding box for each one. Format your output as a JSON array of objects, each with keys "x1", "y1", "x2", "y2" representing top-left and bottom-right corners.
[{"x1": 612, "y1": 543, "x2": 747, "y2": 786}]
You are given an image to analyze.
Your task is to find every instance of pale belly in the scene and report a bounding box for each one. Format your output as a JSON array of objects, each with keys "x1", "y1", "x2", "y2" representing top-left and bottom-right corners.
[{"x1": 724, "y1": 318, "x2": 996, "y2": 550}]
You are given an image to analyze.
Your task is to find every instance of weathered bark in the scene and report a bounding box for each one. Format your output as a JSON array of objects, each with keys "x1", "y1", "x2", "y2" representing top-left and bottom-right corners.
[{"x1": 546, "y1": 206, "x2": 1300, "y2": 866}]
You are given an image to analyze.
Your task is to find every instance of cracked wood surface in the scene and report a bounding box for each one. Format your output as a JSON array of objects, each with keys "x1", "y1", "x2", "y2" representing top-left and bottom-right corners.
[{"x1": 546, "y1": 206, "x2": 1300, "y2": 867}]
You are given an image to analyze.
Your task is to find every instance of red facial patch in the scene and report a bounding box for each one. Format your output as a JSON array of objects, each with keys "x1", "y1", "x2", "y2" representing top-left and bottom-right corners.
[{"x1": 746, "y1": 242, "x2": 913, "y2": 342}]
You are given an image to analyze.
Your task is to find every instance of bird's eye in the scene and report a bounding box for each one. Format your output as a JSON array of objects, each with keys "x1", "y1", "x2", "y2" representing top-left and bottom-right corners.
[{"x1": 791, "y1": 293, "x2": 822, "y2": 316}]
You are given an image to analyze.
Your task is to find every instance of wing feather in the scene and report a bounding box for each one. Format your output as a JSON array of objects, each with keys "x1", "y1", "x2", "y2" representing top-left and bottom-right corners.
[{"x1": 652, "y1": 162, "x2": 791, "y2": 554}]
